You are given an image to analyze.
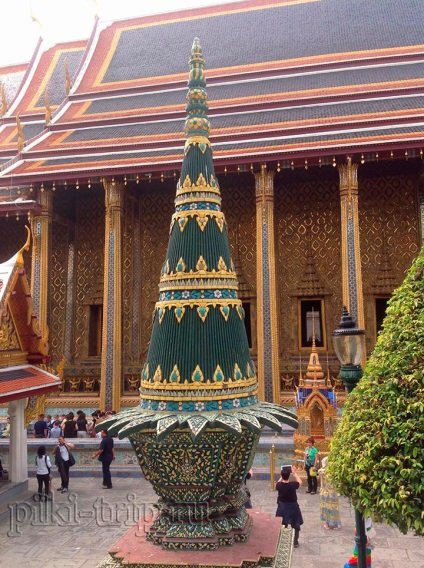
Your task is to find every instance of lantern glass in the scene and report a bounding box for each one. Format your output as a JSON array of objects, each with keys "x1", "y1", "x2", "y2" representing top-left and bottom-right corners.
[{"x1": 332, "y1": 332, "x2": 365, "y2": 366}]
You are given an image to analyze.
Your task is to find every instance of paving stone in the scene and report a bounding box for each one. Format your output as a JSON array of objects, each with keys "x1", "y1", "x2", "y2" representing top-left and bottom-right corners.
[{"x1": 0, "y1": 476, "x2": 421, "y2": 568}]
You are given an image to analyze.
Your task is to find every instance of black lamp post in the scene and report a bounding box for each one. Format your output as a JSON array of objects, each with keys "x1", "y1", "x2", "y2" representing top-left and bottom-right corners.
[{"x1": 332, "y1": 306, "x2": 367, "y2": 568}]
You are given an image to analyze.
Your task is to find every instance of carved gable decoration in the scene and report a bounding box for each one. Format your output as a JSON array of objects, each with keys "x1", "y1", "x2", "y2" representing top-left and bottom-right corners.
[{"x1": 0, "y1": 227, "x2": 49, "y2": 367}]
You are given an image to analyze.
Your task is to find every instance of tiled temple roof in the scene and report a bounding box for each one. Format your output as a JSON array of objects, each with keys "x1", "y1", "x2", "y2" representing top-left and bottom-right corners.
[{"x1": 0, "y1": 0, "x2": 423, "y2": 182}]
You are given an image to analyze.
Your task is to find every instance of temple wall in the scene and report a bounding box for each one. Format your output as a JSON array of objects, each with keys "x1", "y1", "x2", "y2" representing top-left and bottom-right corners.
[
  {"x1": 50, "y1": 221, "x2": 69, "y2": 363},
  {"x1": 73, "y1": 196, "x2": 105, "y2": 360},
  {"x1": 275, "y1": 170, "x2": 342, "y2": 363},
  {"x1": 2, "y1": 165, "x2": 420, "y2": 407},
  {"x1": 139, "y1": 182, "x2": 175, "y2": 364}
]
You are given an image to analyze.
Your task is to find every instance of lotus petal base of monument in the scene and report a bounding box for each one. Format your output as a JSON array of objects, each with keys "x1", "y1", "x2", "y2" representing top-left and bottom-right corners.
[{"x1": 96, "y1": 510, "x2": 293, "y2": 568}]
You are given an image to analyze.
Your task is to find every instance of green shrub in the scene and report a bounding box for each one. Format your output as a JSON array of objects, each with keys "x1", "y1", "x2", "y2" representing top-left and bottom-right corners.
[{"x1": 328, "y1": 246, "x2": 424, "y2": 535}]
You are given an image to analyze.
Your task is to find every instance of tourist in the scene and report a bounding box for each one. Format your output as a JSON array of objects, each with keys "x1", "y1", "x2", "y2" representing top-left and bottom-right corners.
[
  {"x1": 50, "y1": 420, "x2": 62, "y2": 438},
  {"x1": 318, "y1": 456, "x2": 341, "y2": 529},
  {"x1": 53, "y1": 436, "x2": 75, "y2": 493},
  {"x1": 62, "y1": 412, "x2": 77, "y2": 438},
  {"x1": 304, "y1": 437, "x2": 319, "y2": 494},
  {"x1": 276, "y1": 465, "x2": 303, "y2": 548},
  {"x1": 91, "y1": 429, "x2": 115, "y2": 489},
  {"x1": 344, "y1": 518, "x2": 374, "y2": 567},
  {"x1": 76, "y1": 412, "x2": 89, "y2": 438},
  {"x1": 33, "y1": 414, "x2": 48, "y2": 438},
  {"x1": 89, "y1": 412, "x2": 98, "y2": 437},
  {"x1": 35, "y1": 445, "x2": 51, "y2": 501}
]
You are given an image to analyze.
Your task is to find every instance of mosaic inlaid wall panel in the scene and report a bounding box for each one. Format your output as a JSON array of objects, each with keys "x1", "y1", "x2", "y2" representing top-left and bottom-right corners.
[
  {"x1": 50, "y1": 221, "x2": 69, "y2": 363},
  {"x1": 360, "y1": 174, "x2": 420, "y2": 279},
  {"x1": 275, "y1": 175, "x2": 342, "y2": 360},
  {"x1": 139, "y1": 183, "x2": 175, "y2": 359},
  {"x1": 74, "y1": 196, "x2": 105, "y2": 359},
  {"x1": 221, "y1": 176, "x2": 257, "y2": 295},
  {"x1": 123, "y1": 196, "x2": 137, "y2": 364},
  {"x1": 359, "y1": 174, "x2": 420, "y2": 350}
]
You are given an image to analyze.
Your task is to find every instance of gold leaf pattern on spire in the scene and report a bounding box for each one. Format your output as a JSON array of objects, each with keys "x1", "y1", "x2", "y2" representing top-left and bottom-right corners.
[
  {"x1": 153, "y1": 365, "x2": 162, "y2": 383},
  {"x1": 233, "y1": 363, "x2": 243, "y2": 381},
  {"x1": 174, "y1": 306, "x2": 185, "y2": 323},
  {"x1": 219, "y1": 304, "x2": 230, "y2": 321},
  {"x1": 217, "y1": 257, "x2": 227, "y2": 271},
  {"x1": 191, "y1": 365, "x2": 205, "y2": 383},
  {"x1": 176, "y1": 257, "x2": 186, "y2": 273},
  {"x1": 196, "y1": 305, "x2": 209, "y2": 322},
  {"x1": 215, "y1": 216, "x2": 225, "y2": 232},
  {"x1": 169, "y1": 365, "x2": 181, "y2": 383},
  {"x1": 196, "y1": 212, "x2": 209, "y2": 231},
  {"x1": 196, "y1": 256, "x2": 207, "y2": 271},
  {"x1": 213, "y1": 365, "x2": 225, "y2": 383},
  {"x1": 178, "y1": 216, "x2": 189, "y2": 232}
]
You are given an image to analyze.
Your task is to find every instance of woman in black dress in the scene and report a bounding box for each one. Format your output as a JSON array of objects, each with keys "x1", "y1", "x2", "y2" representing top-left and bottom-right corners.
[{"x1": 276, "y1": 464, "x2": 303, "y2": 548}]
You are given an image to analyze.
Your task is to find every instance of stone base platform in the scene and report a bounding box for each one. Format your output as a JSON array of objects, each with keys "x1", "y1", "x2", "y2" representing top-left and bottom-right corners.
[{"x1": 96, "y1": 510, "x2": 293, "y2": 568}]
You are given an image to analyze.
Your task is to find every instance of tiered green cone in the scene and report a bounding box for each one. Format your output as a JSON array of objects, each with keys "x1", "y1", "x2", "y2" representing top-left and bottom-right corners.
[{"x1": 101, "y1": 38, "x2": 297, "y2": 442}]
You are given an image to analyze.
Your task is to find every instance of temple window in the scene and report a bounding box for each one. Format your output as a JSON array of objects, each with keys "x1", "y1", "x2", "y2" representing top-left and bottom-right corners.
[
  {"x1": 375, "y1": 297, "x2": 390, "y2": 338},
  {"x1": 298, "y1": 299, "x2": 325, "y2": 349},
  {"x1": 88, "y1": 304, "x2": 103, "y2": 356}
]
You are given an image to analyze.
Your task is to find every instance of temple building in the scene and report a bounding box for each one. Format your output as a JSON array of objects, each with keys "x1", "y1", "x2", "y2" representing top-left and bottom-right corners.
[{"x1": 0, "y1": 0, "x2": 423, "y2": 413}]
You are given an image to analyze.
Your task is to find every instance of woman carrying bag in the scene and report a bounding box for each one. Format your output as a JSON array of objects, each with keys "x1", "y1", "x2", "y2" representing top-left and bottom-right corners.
[
  {"x1": 304, "y1": 437, "x2": 319, "y2": 494},
  {"x1": 53, "y1": 436, "x2": 75, "y2": 493},
  {"x1": 35, "y1": 445, "x2": 52, "y2": 501}
]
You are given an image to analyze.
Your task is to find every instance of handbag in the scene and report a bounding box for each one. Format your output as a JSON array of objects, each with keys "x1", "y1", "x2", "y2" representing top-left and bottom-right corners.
[
  {"x1": 67, "y1": 449, "x2": 76, "y2": 467},
  {"x1": 310, "y1": 468, "x2": 317, "y2": 477}
]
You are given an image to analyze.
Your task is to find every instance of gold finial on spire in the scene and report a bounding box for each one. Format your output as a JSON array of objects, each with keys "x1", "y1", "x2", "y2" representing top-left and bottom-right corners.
[
  {"x1": 1, "y1": 83, "x2": 8, "y2": 116},
  {"x1": 44, "y1": 88, "x2": 52, "y2": 124},
  {"x1": 16, "y1": 114, "x2": 25, "y2": 152},
  {"x1": 64, "y1": 58, "x2": 71, "y2": 96}
]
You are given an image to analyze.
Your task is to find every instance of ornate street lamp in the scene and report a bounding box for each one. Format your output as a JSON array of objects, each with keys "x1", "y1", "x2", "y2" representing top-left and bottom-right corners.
[{"x1": 332, "y1": 306, "x2": 367, "y2": 568}]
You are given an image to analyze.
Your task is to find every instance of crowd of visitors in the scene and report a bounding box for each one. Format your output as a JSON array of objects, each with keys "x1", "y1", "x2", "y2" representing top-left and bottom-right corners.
[
  {"x1": 32, "y1": 410, "x2": 116, "y2": 439},
  {"x1": 30, "y1": 409, "x2": 116, "y2": 500}
]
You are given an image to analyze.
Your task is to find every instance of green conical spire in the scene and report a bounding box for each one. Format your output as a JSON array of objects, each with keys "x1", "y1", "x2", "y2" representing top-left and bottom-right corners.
[
  {"x1": 140, "y1": 37, "x2": 257, "y2": 411},
  {"x1": 100, "y1": 39, "x2": 297, "y2": 441}
]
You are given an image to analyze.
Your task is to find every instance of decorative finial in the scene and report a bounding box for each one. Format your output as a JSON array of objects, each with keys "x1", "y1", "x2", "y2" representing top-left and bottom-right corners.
[
  {"x1": 184, "y1": 38, "x2": 210, "y2": 143},
  {"x1": 16, "y1": 115, "x2": 25, "y2": 152},
  {"x1": 45, "y1": 88, "x2": 52, "y2": 124},
  {"x1": 64, "y1": 58, "x2": 71, "y2": 96},
  {"x1": 1, "y1": 83, "x2": 8, "y2": 116}
]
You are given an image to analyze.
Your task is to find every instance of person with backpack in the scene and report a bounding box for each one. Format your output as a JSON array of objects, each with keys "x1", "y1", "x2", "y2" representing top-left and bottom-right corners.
[{"x1": 35, "y1": 445, "x2": 51, "y2": 501}]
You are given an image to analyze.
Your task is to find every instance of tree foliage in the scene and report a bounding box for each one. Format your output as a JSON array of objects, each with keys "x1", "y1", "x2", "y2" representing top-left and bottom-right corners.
[{"x1": 328, "y1": 246, "x2": 424, "y2": 535}]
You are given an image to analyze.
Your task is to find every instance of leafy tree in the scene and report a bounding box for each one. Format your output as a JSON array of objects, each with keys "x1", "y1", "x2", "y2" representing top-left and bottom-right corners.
[{"x1": 328, "y1": 246, "x2": 424, "y2": 535}]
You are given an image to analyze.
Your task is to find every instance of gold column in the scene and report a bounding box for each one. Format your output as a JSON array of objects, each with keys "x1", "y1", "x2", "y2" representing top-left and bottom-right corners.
[
  {"x1": 254, "y1": 166, "x2": 281, "y2": 403},
  {"x1": 30, "y1": 188, "x2": 53, "y2": 341},
  {"x1": 100, "y1": 179, "x2": 124, "y2": 412},
  {"x1": 338, "y1": 157, "x2": 365, "y2": 330}
]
